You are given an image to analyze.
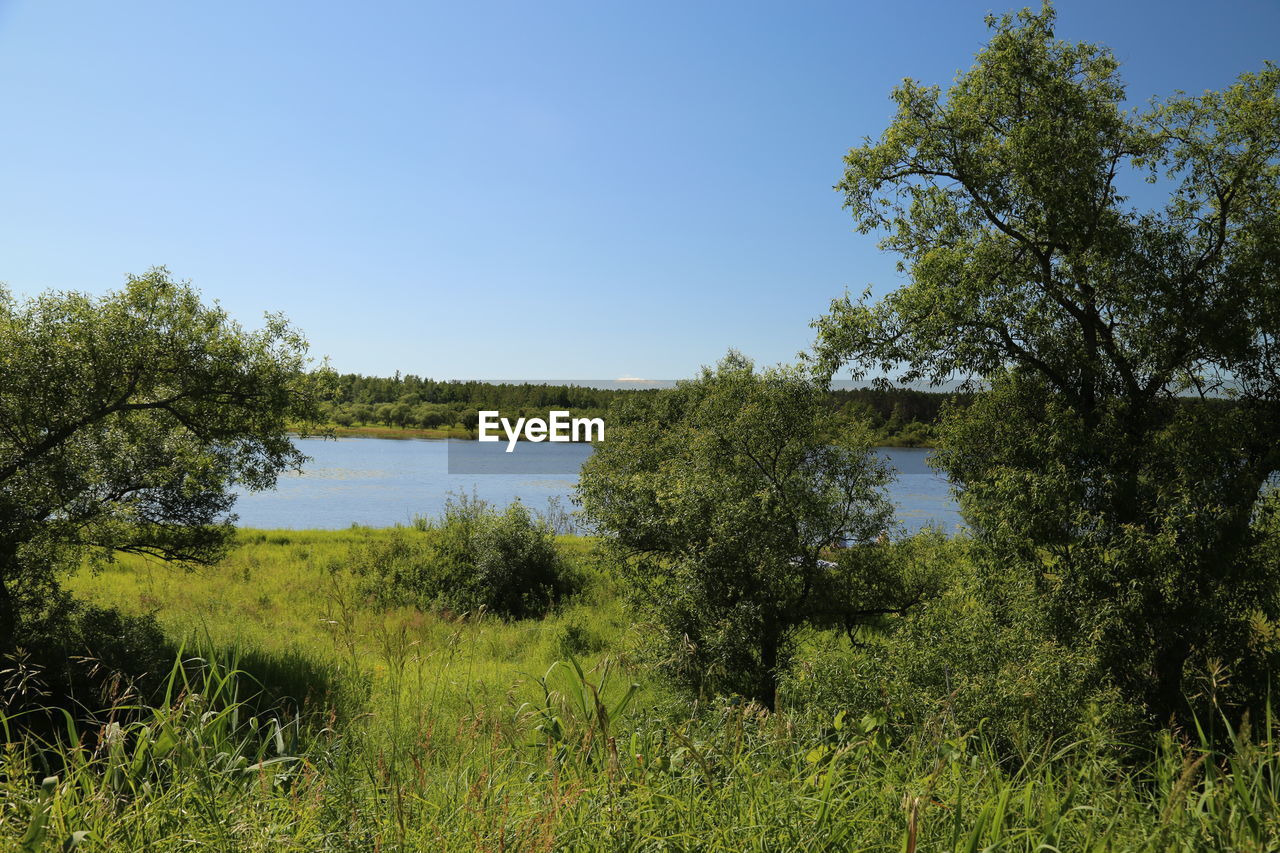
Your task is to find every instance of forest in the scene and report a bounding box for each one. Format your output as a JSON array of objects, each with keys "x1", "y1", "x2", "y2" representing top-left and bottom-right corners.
[{"x1": 321, "y1": 372, "x2": 957, "y2": 448}]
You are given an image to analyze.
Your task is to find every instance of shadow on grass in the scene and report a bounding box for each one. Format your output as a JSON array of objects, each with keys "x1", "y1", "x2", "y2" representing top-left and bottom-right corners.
[{"x1": 2, "y1": 599, "x2": 363, "y2": 744}]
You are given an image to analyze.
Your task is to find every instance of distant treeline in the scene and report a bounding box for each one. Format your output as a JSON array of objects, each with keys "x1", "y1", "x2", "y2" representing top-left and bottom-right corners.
[
  {"x1": 825, "y1": 387, "x2": 971, "y2": 446},
  {"x1": 322, "y1": 374, "x2": 638, "y2": 433},
  {"x1": 322, "y1": 373, "x2": 970, "y2": 447}
]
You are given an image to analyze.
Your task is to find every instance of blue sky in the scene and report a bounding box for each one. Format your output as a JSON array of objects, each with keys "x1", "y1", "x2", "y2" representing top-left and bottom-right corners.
[{"x1": 1, "y1": 1, "x2": 1275, "y2": 379}]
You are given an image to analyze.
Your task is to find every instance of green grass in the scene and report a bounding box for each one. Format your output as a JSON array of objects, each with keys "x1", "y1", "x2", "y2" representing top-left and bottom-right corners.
[{"x1": 1, "y1": 530, "x2": 1276, "y2": 849}]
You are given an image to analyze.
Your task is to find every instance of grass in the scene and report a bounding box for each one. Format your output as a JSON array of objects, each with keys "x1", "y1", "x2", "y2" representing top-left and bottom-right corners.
[{"x1": 0, "y1": 530, "x2": 1275, "y2": 849}]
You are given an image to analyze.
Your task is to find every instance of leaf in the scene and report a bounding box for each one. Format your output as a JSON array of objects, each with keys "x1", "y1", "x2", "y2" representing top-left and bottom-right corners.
[{"x1": 19, "y1": 776, "x2": 57, "y2": 853}]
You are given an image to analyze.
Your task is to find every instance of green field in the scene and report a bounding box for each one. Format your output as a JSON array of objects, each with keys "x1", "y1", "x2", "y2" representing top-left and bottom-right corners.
[{"x1": 0, "y1": 529, "x2": 1270, "y2": 850}]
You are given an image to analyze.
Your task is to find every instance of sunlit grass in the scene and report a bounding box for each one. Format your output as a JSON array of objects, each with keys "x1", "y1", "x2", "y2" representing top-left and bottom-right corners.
[{"x1": 3, "y1": 531, "x2": 1270, "y2": 849}]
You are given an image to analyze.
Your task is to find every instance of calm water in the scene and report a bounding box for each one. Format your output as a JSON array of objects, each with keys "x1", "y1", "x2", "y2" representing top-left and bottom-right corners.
[{"x1": 233, "y1": 437, "x2": 963, "y2": 534}]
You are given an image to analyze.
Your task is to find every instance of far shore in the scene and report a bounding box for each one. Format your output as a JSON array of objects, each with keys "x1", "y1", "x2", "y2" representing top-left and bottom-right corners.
[{"x1": 293, "y1": 423, "x2": 935, "y2": 449}]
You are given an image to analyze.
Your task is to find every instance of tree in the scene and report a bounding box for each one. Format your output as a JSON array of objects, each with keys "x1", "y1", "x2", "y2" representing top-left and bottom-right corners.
[
  {"x1": 0, "y1": 268, "x2": 332, "y2": 646},
  {"x1": 577, "y1": 352, "x2": 912, "y2": 710},
  {"x1": 812, "y1": 3, "x2": 1280, "y2": 723}
]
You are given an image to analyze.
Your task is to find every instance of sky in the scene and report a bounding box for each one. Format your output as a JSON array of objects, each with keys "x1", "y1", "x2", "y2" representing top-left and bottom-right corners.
[{"x1": 0, "y1": 1, "x2": 1276, "y2": 380}]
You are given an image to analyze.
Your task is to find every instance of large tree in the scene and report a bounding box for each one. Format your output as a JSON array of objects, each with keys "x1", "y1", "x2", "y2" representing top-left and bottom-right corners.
[
  {"x1": 0, "y1": 268, "x2": 332, "y2": 645},
  {"x1": 813, "y1": 3, "x2": 1280, "y2": 723},
  {"x1": 578, "y1": 352, "x2": 917, "y2": 710}
]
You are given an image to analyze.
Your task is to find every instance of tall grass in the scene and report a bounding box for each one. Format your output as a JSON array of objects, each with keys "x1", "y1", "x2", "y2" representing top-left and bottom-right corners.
[{"x1": 0, "y1": 530, "x2": 1270, "y2": 849}]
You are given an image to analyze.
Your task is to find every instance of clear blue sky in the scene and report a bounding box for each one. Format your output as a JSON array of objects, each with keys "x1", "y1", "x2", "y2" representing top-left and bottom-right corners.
[{"x1": 1, "y1": 1, "x2": 1275, "y2": 379}]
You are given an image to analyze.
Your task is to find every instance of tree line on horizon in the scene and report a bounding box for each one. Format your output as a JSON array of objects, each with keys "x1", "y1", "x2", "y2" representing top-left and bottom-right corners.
[{"x1": 321, "y1": 372, "x2": 962, "y2": 446}]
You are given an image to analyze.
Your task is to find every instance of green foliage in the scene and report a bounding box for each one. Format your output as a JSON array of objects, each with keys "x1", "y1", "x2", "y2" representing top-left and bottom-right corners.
[
  {"x1": 0, "y1": 268, "x2": 331, "y2": 649},
  {"x1": 935, "y1": 378, "x2": 1280, "y2": 727},
  {"x1": 1, "y1": 601, "x2": 350, "y2": 748},
  {"x1": 528, "y1": 655, "x2": 639, "y2": 771},
  {"x1": 350, "y1": 496, "x2": 578, "y2": 619},
  {"x1": 21, "y1": 525, "x2": 1280, "y2": 848},
  {"x1": 579, "y1": 352, "x2": 911, "y2": 709},
  {"x1": 1, "y1": 602, "x2": 177, "y2": 741},
  {"x1": 813, "y1": 1, "x2": 1280, "y2": 726},
  {"x1": 825, "y1": 387, "x2": 965, "y2": 447},
  {"x1": 2, "y1": 652, "x2": 316, "y2": 851},
  {"x1": 321, "y1": 374, "x2": 622, "y2": 433},
  {"x1": 551, "y1": 610, "x2": 606, "y2": 658},
  {"x1": 7, "y1": 631, "x2": 1280, "y2": 848},
  {"x1": 322, "y1": 370, "x2": 967, "y2": 446},
  {"x1": 786, "y1": 533, "x2": 1139, "y2": 748}
]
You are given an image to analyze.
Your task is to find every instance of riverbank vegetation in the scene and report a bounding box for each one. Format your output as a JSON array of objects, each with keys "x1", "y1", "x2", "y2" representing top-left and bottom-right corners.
[{"x1": 0, "y1": 521, "x2": 1270, "y2": 849}]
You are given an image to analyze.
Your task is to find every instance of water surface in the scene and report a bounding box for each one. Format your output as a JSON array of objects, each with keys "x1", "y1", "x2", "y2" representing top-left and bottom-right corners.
[{"x1": 233, "y1": 437, "x2": 962, "y2": 534}]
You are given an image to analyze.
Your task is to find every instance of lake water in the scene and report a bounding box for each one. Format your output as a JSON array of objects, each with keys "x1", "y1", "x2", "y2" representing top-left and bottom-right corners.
[{"x1": 233, "y1": 437, "x2": 963, "y2": 534}]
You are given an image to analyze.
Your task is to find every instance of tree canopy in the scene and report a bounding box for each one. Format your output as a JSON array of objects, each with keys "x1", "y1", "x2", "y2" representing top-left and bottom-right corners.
[
  {"x1": 578, "y1": 352, "x2": 920, "y2": 710},
  {"x1": 0, "y1": 268, "x2": 331, "y2": 645},
  {"x1": 813, "y1": 3, "x2": 1280, "y2": 723}
]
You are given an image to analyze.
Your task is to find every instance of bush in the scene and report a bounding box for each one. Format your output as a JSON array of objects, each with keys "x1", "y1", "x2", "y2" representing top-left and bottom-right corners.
[
  {"x1": 469, "y1": 501, "x2": 571, "y2": 617},
  {"x1": 780, "y1": 532, "x2": 1140, "y2": 750},
  {"x1": 3, "y1": 601, "x2": 176, "y2": 722},
  {"x1": 351, "y1": 495, "x2": 578, "y2": 618},
  {"x1": 348, "y1": 530, "x2": 441, "y2": 610}
]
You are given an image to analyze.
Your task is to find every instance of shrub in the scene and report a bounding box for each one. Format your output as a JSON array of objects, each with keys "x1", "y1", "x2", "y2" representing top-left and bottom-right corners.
[
  {"x1": 468, "y1": 501, "x2": 571, "y2": 617},
  {"x1": 351, "y1": 496, "x2": 577, "y2": 618},
  {"x1": 2, "y1": 600, "x2": 177, "y2": 740},
  {"x1": 780, "y1": 532, "x2": 1140, "y2": 749}
]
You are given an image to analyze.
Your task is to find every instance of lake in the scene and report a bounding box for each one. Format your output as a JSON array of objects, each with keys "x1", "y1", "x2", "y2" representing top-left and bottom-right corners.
[{"x1": 233, "y1": 437, "x2": 963, "y2": 534}]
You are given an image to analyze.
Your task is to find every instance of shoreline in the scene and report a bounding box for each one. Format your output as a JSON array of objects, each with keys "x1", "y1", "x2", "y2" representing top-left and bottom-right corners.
[{"x1": 296, "y1": 423, "x2": 935, "y2": 449}]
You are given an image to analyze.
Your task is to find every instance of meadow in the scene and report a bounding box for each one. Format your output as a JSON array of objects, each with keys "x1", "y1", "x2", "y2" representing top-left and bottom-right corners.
[{"x1": 0, "y1": 529, "x2": 1275, "y2": 850}]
